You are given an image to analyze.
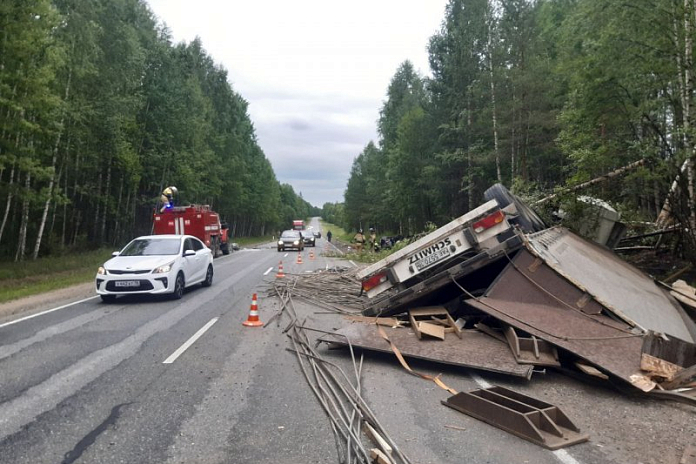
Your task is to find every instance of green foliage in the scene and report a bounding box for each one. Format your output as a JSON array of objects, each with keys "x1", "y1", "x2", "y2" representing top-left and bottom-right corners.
[
  {"x1": 342, "y1": 0, "x2": 693, "y2": 245},
  {"x1": 0, "y1": 0, "x2": 306, "y2": 262}
]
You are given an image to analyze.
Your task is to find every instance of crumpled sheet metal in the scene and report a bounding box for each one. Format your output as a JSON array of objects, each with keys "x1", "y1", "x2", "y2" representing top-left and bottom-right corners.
[
  {"x1": 465, "y1": 249, "x2": 646, "y2": 384},
  {"x1": 525, "y1": 227, "x2": 696, "y2": 343},
  {"x1": 321, "y1": 323, "x2": 534, "y2": 379}
]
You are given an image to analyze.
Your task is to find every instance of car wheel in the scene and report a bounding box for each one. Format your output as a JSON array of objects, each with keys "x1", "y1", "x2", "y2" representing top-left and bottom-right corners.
[
  {"x1": 172, "y1": 273, "x2": 185, "y2": 299},
  {"x1": 101, "y1": 295, "x2": 117, "y2": 303},
  {"x1": 484, "y1": 183, "x2": 546, "y2": 233},
  {"x1": 202, "y1": 265, "x2": 213, "y2": 287}
]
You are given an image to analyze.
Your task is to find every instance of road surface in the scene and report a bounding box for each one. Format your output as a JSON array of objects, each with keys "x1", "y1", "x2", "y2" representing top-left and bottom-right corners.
[{"x1": 0, "y1": 217, "x2": 693, "y2": 464}]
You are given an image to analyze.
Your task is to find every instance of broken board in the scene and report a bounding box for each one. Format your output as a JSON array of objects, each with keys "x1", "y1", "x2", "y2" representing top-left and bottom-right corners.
[{"x1": 320, "y1": 322, "x2": 534, "y2": 379}]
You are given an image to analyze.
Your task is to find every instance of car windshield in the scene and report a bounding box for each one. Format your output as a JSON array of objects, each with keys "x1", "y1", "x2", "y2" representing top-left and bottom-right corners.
[
  {"x1": 119, "y1": 238, "x2": 181, "y2": 256},
  {"x1": 281, "y1": 231, "x2": 299, "y2": 238}
]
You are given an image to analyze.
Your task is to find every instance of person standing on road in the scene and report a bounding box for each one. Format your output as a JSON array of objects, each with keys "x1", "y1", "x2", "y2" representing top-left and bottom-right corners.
[
  {"x1": 368, "y1": 228, "x2": 377, "y2": 252},
  {"x1": 327, "y1": 230, "x2": 332, "y2": 242},
  {"x1": 353, "y1": 229, "x2": 365, "y2": 252}
]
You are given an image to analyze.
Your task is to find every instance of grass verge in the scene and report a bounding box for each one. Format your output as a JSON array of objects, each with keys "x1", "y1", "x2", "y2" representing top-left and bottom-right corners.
[{"x1": 0, "y1": 248, "x2": 114, "y2": 304}]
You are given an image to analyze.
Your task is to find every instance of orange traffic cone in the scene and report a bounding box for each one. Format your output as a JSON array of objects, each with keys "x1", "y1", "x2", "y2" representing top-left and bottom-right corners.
[
  {"x1": 309, "y1": 250, "x2": 315, "y2": 260},
  {"x1": 276, "y1": 261, "x2": 286, "y2": 278},
  {"x1": 296, "y1": 252, "x2": 303, "y2": 264},
  {"x1": 243, "y1": 293, "x2": 264, "y2": 327}
]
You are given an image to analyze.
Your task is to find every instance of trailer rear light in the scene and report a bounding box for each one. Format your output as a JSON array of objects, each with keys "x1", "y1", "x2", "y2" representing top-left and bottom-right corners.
[
  {"x1": 473, "y1": 210, "x2": 505, "y2": 233},
  {"x1": 362, "y1": 273, "x2": 387, "y2": 292}
]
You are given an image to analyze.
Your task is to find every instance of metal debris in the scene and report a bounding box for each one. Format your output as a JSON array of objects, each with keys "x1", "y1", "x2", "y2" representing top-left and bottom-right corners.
[{"x1": 442, "y1": 386, "x2": 589, "y2": 450}]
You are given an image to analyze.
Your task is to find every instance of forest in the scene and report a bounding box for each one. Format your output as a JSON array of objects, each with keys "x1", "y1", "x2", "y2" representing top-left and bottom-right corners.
[
  {"x1": 0, "y1": 0, "x2": 317, "y2": 262},
  {"x1": 337, "y1": 0, "x2": 696, "y2": 259}
]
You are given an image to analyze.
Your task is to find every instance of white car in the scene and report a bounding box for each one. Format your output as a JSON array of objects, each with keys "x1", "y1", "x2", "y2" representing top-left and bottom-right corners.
[{"x1": 96, "y1": 235, "x2": 214, "y2": 302}]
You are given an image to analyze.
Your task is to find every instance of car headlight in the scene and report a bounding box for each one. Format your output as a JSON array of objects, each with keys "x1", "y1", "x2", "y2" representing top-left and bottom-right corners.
[
  {"x1": 153, "y1": 261, "x2": 174, "y2": 274},
  {"x1": 293, "y1": 240, "x2": 299, "y2": 245},
  {"x1": 278, "y1": 241, "x2": 283, "y2": 245},
  {"x1": 97, "y1": 266, "x2": 106, "y2": 275}
]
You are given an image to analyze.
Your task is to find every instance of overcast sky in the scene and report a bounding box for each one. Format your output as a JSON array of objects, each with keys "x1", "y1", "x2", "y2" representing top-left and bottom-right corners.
[{"x1": 145, "y1": 0, "x2": 449, "y2": 207}]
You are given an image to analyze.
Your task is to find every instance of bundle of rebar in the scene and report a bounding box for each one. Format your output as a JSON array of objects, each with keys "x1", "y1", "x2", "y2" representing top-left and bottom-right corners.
[
  {"x1": 267, "y1": 266, "x2": 367, "y2": 314},
  {"x1": 273, "y1": 281, "x2": 412, "y2": 464}
]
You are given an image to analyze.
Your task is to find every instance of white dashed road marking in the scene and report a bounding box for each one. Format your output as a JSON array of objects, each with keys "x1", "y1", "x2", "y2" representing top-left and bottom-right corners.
[{"x1": 163, "y1": 317, "x2": 219, "y2": 364}]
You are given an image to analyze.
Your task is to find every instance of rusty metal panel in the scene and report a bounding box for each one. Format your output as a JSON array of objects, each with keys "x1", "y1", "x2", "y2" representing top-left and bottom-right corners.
[
  {"x1": 442, "y1": 386, "x2": 589, "y2": 450},
  {"x1": 526, "y1": 227, "x2": 696, "y2": 342},
  {"x1": 503, "y1": 326, "x2": 560, "y2": 367},
  {"x1": 321, "y1": 323, "x2": 534, "y2": 379},
  {"x1": 466, "y1": 249, "x2": 646, "y2": 383}
]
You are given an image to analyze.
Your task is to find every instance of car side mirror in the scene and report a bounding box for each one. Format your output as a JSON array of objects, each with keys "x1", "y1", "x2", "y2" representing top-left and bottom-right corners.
[
  {"x1": 183, "y1": 249, "x2": 196, "y2": 257},
  {"x1": 112, "y1": 251, "x2": 120, "y2": 257}
]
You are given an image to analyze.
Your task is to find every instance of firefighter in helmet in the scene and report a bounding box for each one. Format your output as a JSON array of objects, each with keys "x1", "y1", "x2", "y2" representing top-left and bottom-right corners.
[{"x1": 160, "y1": 186, "x2": 178, "y2": 212}]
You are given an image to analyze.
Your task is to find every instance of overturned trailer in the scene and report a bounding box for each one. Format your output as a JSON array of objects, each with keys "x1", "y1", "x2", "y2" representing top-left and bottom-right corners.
[{"x1": 353, "y1": 186, "x2": 696, "y2": 399}]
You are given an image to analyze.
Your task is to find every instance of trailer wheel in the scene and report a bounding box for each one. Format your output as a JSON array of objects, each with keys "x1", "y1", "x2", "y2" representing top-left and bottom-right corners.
[{"x1": 484, "y1": 184, "x2": 546, "y2": 233}]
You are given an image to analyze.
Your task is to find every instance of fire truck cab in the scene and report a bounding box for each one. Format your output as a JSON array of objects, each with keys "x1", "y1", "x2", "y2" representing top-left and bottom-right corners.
[{"x1": 153, "y1": 204, "x2": 230, "y2": 257}]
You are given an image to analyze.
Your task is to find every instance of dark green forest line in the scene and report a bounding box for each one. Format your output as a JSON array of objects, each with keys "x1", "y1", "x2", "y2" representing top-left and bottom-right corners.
[
  {"x1": 0, "y1": 0, "x2": 317, "y2": 262},
  {"x1": 333, "y1": 0, "x2": 696, "y2": 259}
]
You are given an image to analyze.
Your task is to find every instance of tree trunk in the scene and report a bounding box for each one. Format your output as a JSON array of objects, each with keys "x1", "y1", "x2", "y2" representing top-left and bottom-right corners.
[
  {"x1": 32, "y1": 50, "x2": 73, "y2": 259},
  {"x1": 0, "y1": 162, "x2": 15, "y2": 244},
  {"x1": 93, "y1": 170, "x2": 102, "y2": 241},
  {"x1": 685, "y1": 0, "x2": 695, "y2": 229},
  {"x1": 15, "y1": 172, "x2": 30, "y2": 262},
  {"x1": 467, "y1": 87, "x2": 474, "y2": 210},
  {"x1": 487, "y1": 23, "x2": 502, "y2": 184},
  {"x1": 101, "y1": 162, "x2": 111, "y2": 243}
]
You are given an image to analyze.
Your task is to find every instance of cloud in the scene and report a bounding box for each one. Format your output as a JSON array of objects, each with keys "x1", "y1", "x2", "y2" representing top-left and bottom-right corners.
[{"x1": 146, "y1": 0, "x2": 448, "y2": 207}]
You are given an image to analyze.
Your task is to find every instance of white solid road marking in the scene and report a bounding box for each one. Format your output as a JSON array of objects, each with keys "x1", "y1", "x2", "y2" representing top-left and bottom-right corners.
[
  {"x1": 263, "y1": 267, "x2": 273, "y2": 276},
  {"x1": 469, "y1": 372, "x2": 492, "y2": 389},
  {"x1": 163, "y1": 317, "x2": 219, "y2": 364},
  {"x1": 284, "y1": 253, "x2": 289, "y2": 258},
  {"x1": 349, "y1": 260, "x2": 357, "y2": 267},
  {"x1": 0, "y1": 296, "x2": 99, "y2": 329},
  {"x1": 470, "y1": 373, "x2": 584, "y2": 464},
  {"x1": 553, "y1": 450, "x2": 582, "y2": 464}
]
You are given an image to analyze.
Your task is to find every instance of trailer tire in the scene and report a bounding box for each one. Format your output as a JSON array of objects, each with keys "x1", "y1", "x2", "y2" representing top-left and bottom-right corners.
[{"x1": 484, "y1": 184, "x2": 546, "y2": 233}]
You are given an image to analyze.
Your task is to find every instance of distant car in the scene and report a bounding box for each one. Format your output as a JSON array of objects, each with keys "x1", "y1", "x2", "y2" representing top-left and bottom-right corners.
[
  {"x1": 95, "y1": 235, "x2": 214, "y2": 302},
  {"x1": 278, "y1": 230, "x2": 304, "y2": 251},
  {"x1": 301, "y1": 231, "x2": 316, "y2": 247}
]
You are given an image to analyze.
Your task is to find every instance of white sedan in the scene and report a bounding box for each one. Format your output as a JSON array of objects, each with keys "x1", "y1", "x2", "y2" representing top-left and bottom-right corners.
[{"x1": 96, "y1": 235, "x2": 214, "y2": 302}]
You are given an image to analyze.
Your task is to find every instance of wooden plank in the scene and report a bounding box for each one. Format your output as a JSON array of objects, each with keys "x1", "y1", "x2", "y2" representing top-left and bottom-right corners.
[
  {"x1": 344, "y1": 315, "x2": 404, "y2": 328},
  {"x1": 418, "y1": 321, "x2": 445, "y2": 340},
  {"x1": 575, "y1": 362, "x2": 609, "y2": 380},
  {"x1": 663, "y1": 364, "x2": 696, "y2": 390},
  {"x1": 363, "y1": 423, "x2": 393, "y2": 456},
  {"x1": 370, "y1": 448, "x2": 392, "y2": 464},
  {"x1": 641, "y1": 353, "x2": 681, "y2": 381}
]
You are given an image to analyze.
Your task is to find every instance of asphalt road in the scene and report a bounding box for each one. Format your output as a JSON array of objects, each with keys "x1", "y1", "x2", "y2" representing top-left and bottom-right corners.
[{"x1": 0, "y1": 217, "x2": 693, "y2": 464}]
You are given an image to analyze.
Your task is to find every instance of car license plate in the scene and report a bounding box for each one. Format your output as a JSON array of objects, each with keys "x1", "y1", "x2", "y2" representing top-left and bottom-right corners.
[
  {"x1": 414, "y1": 247, "x2": 451, "y2": 271},
  {"x1": 115, "y1": 280, "x2": 140, "y2": 288}
]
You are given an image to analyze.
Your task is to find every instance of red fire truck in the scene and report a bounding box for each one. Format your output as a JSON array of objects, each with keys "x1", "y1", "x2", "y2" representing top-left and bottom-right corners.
[{"x1": 153, "y1": 204, "x2": 230, "y2": 257}]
